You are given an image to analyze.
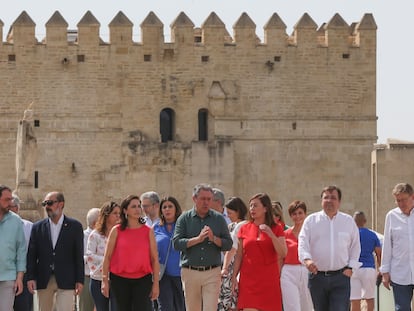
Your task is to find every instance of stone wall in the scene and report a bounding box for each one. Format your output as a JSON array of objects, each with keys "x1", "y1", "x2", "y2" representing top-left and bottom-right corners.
[{"x1": 0, "y1": 10, "x2": 377, "y2": 226}]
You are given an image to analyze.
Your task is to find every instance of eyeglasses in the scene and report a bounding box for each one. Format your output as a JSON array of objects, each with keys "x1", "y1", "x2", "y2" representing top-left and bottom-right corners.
[{"x1": 42, "y1": 200, "x2": 59, "y2": 207}]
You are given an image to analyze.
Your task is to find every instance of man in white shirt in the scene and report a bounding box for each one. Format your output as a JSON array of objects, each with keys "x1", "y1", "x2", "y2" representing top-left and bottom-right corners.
[
  {"x1": 299, "y1": 185, "x2": 361, "y2": 311},
  {"x1": 380, "y1": 183, "x2": 414, "y2": 311}
]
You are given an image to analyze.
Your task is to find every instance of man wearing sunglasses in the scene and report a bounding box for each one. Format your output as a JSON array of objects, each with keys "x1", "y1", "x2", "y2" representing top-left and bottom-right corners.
[{"x1": 26, "y1": 191, "x2": 84, "y2": 311}]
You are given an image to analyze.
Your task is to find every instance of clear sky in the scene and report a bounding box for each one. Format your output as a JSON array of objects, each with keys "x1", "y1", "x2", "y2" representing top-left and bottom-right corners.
[{"x1": 1, "y1": 0, "x2": 411, "y2": 144}]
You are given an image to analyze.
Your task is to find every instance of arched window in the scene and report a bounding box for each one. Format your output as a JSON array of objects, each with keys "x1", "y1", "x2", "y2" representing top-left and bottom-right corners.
[
  {"x1": 160, "y1": 108, "x2": 174, "y2": 143},
  {"x1": 198, "y1": 108, "x2": 208, "y2": 141}
]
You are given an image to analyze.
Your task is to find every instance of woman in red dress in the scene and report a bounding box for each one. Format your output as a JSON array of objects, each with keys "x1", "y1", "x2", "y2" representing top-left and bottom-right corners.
[{"x1": 232, "y1": 193, "x2": 287, "y2": 311}]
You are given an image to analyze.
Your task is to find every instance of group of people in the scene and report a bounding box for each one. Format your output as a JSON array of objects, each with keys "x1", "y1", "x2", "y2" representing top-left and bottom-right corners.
[{"x1": 1, "y1": 182, "x2": 414, "y2": 311}]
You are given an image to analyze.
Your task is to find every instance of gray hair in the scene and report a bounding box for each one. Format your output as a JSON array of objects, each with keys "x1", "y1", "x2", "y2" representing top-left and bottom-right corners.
[
  {"x1": 86, "y1": 208, "x2": 100, "y2": 227},
  {"x1": 12, "y1": 194, "x2": 22, "y2": 206},
  {"x1": 212, "y1": 188, "x2": 225, "y2": 206},
  {"x1": 192, "y1": 183, "x2": 213, "y2": 197},
  {"x1": 140, "y1": 191, "x2": 160, "y2": 204},
  {"x1": 392, "y1": 183, "x2": 413, "y2": 196}
]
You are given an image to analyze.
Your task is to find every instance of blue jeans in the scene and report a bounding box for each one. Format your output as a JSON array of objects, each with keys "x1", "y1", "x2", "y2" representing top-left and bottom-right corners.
[
  {"x1": 391, "y1": 282, "x2": 414, "y2": 311},
  {"x1": 308, "y1": 272, "x2": 350, "y2": 311},
  {"x1": 90, "y1": 278, "x2": 117, "y2": 311}
]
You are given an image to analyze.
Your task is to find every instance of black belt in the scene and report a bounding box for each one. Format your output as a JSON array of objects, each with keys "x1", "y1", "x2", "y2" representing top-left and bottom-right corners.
[
  {"x1": 182, "y1": 265, "x2": 219, "y2": 271},
  {"x1": 317, "y1": 267, "x2": 348, "y2": 276}
]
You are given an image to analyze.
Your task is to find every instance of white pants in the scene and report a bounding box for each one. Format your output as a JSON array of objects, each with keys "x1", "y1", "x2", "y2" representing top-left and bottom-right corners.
[
  {"x1": 281, "y1": 264, "x2": 313, "y2": 311},
  {"x1": 350, "y1": 267, "x2": 377, "y2": 300}
]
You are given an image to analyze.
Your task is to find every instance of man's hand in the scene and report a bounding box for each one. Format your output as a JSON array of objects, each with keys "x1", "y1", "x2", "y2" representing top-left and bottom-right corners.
[
  {"x1": 74, "y1": 282, "x2": 83, "y2": 295},
  {"x1": 27, "y1": 280, "x2": 36, "y2": 294},
  {"x1": 382, "y1": 272, "x2": 391, "y2": 290},
  {"x1": 304, "y1": 259, "x2": 318, "y2": 274}
]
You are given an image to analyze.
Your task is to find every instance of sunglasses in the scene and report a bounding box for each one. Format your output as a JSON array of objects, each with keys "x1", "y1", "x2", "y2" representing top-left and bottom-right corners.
[{"x1": 41, "y1": 200, "x2": 59, "y2": 207}]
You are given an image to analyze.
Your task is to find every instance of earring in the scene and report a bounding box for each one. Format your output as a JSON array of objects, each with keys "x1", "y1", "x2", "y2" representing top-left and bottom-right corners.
[{"x1": 125, "y1": 213, "x2": 128, "y2": 220}]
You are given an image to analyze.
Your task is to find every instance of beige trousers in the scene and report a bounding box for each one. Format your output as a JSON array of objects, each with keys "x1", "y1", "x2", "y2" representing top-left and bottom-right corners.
[
  {"x1": 36, "y1": 275, "x2": 75, "y2": 311},
  {"x1": 181, "y1": 266, "x2": 221, "y2": 311}
]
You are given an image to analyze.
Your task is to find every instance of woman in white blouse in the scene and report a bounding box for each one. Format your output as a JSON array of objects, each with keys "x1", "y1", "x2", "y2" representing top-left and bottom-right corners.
[{"x1": 86, "y1": 201, "x2": 121, "y2": 311}]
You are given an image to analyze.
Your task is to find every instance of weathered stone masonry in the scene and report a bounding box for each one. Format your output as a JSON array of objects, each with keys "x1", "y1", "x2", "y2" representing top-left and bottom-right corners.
[{"x1": 0, "y1": 10, "x2": 377, "y2": 226}]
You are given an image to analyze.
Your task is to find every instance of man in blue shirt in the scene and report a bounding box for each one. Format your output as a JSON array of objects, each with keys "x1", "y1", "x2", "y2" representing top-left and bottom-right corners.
[
  {"x1": 350, "y1": 211, "x2": 381, "y2": 311},
  {"x1": 0, "y1": 185, "x2": 26, "y2": 311},
  {"x1": 173, "y1": 183, "x2": 232, "y2": 311}
]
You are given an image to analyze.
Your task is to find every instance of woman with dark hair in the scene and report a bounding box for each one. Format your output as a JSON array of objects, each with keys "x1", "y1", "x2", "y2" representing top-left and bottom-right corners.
[
  {"x1": 153, "y1": 196, "x2": 185, "y2": 311},
  {"x1": 232, "y1": 193, "x2": 287, "y2": 311},
  {"x1": 280, "y1": 200, "x2": 312, "y2": 311},
  {"x1": 101, "y1": 195, "x2": 160, "y2": 311},
  {"x1": 218, "y1": 197, "x2": 248, "y2": 311},
  {"x1": 86, "y1": 201, "x2": 120, "y2": 311}
]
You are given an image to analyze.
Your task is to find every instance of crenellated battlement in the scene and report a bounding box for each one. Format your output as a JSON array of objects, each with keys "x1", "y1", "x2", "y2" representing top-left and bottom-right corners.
[
  {"x1": 0, "y1": 10, "x2": 376, "y2": 49},
  {"x1": 0, "y1": 10, "x2": 378, "y2": 227}
]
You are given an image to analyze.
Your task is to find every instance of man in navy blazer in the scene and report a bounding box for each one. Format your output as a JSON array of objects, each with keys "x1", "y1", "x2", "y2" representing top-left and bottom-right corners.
[{"x1": 27, "y1": 191, "x2": 84, "y2": 311}]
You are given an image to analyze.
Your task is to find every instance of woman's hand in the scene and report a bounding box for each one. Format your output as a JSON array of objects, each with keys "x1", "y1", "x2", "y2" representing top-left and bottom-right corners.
[
  {"x1": 101, "y1": 279, "x2": 109, "y2": 298},
  {"x1": 150, "y1": 281, "x2": 160, "y2": 301}
]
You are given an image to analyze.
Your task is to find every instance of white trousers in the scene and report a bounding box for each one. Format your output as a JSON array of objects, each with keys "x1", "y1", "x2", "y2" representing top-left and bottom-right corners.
[{"x1": 281, "y1": 264, "x2": 313, "y2": 311}]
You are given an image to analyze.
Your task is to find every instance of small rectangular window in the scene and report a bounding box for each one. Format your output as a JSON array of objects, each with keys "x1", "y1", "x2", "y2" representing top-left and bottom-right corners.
[
  {"x1": 8, "y1": 54, "x2": 16, "y2": 62},
  {"x1": 144, "y1": 54, "x2": 152, "y2": 62},
  {"x1": 77, "y1": 54, "x2": 85, "y2": 62},
  {"x1": 342, "y1": 53, "x2": 350, "y2": 59},
  {"x1": 274, "y1": 56, "x2": 281, "y2": 62},
  {"x1": 34, "y1": 120, "x2": 40, "y2": 127},
  {"x1": 201, "y1": 56, "x2": 209, "y2": 63},
  {"x1": 34, "y1": 171, "x2": 39, "y2": 189}
]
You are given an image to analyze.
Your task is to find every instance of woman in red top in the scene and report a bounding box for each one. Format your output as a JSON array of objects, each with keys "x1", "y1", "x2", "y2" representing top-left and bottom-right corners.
[
  {"x1": 232, "y1": 193, "x2": 287, "y2": 311},
  {"x1": 101, "y1": 194, "x2": 160, "y2": 311},
  {"x1": 280, "y1": 200, "x2": 313, "y2": 311}
]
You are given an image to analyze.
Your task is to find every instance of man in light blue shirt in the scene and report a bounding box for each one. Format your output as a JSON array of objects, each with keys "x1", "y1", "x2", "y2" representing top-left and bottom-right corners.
[{"x1": 0, "y1": 185, "x2": 26, "y2": 311}]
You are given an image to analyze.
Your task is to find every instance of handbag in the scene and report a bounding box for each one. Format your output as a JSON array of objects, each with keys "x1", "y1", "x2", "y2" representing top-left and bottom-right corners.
[{"x1": 159, "y1": 239, "x2": 172, "y2": 279}]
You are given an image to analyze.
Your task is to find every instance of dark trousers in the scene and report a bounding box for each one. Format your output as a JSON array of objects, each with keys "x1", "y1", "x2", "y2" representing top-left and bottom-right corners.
[
  {"x1": 158, "y1": 275, "x2": 186, "y2": 311},
  {"x1": 308, "y1": 272, "x2": 350, "y2": 311},
  {"x1": 14, "y1": 274, "x2": 33, "y2": 311},
  {"x1": 110, "y1": 273, "x2": 152, "y2": 311},
  {"x1": 391, "y1": 282, "x2": 414, "y2": 311},
  {"x1": 90, "y1": 278, "x2": 118, "y2": 311}
]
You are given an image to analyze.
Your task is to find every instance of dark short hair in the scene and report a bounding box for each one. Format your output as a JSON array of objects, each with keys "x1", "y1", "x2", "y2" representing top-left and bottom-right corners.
[
  {"x1": 225, "y1": 197, "x2": 248, "y2": 220},
  {"x1": 0, "y1": 185, "x2": 11, "y2": 198},
  {"x1": 321, "y1": 185, "x2": 342, "y2": 201},
  {"x1": 287, "y1": 200, "x2": 307, "y2": 216}
]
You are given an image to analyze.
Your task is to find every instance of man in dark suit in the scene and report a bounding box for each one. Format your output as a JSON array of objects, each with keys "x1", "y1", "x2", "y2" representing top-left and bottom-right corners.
[{"x1": 27, "y1": 191, "x2": 84, "y2": 311}]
